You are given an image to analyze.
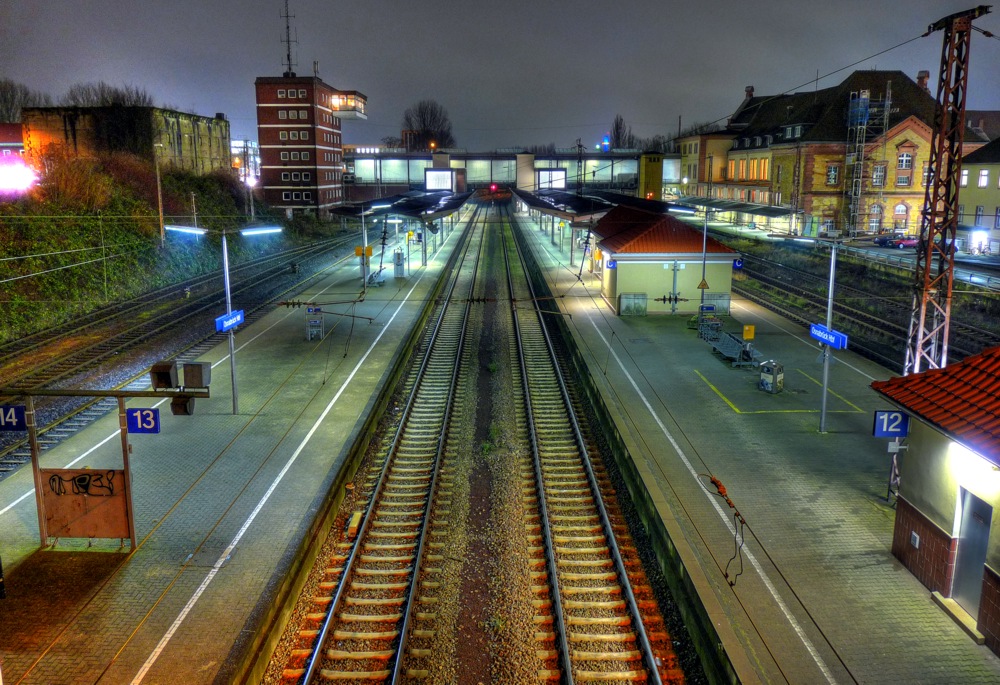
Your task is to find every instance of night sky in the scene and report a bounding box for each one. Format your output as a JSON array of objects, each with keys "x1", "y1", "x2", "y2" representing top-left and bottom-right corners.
[{"x1": 3, "y1": 1, "x2": 999, "y2": 150}]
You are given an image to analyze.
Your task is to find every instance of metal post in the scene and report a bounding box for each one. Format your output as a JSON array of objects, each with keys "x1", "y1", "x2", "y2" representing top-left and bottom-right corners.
[
  {"x1": 820, "y1": 242, "x2": 838, "y2": 432},
  {"x1": 117, "y1": 397, "x2": 138, "y2": 550},
  {"x1": 25, "y1": 395, "x2": 47, "y2": 545},
  {"x1": 191, "y1": 192, "x2": 198, "y2": 228},
  {"x1": 222, "y1": 232, "x2": 238, "y2": 415},
  {"x1": 154, "y1": 151, "x2": 165, "y2": 247},
  {"x1": 361, "y1": 211, "x2": 368, "y2": 295}
]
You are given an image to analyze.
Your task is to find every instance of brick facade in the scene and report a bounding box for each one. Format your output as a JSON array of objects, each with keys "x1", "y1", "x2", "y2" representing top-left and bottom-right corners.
[{"x1": 892, "y1": 495, "x2": 956, "y2": 594}]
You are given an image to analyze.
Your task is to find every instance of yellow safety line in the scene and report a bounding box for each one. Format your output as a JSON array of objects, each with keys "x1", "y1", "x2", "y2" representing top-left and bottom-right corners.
[
  {"x1": 694, "y1": 369, "x2": 859, "y2": 415},
  {"x1": 795, "y1": 369, "x2": 864, "y2": 412}
]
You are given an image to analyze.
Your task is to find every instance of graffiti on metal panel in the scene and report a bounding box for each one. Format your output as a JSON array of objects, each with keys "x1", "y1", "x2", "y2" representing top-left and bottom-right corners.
[{"x1": 48, "y1": 471, "x2": 116, "y2": 496}]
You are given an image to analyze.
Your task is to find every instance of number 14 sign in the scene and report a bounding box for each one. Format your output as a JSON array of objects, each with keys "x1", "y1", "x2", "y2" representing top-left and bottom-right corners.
[
  {"x1": 126, "y1": 408, "x2": 160, "y2": 434},
  {"x1": 873, "y1": 410, "x2": 910, "y2": 438}
]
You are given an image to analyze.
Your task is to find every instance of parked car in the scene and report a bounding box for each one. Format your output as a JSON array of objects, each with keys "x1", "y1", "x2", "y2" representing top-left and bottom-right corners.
[
  {"x1": 895, "y1": 236, "x2": 920, "y2": 249},
  {"x1": 873, "y1": 234, "x2": 899, "y2": 247}
]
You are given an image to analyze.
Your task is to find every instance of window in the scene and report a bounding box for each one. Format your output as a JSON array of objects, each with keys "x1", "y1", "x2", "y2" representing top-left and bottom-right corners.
[
  {"x1": 282, "y1": 191, "x2": 291, "y2": 200},
  {"x1": 303, "y1": 172, "x2": 311, "y2": 180},
  {"x1": 975, "y1": 206, "x2": 985, "y2": 226},
  {"x1": 300, "y1": 110, "x2": 308, "y2": 120},
  {"x1": 304, "y1": 192, "x2": 312, "y2": 200},
  {"x1": 291, "y1": 152, "x2": 300, "y2": 160},
  {"x1": 301, "y1": 131, "x2": 309, "y2": 140},
  {"x1": 760, "y1": 158, "x2": 769, "y2": 180},
  {"x1": 277, "y1": 89, "x2": 286, "y2": 98},
  {"x1": 826, "y1": 165, "x2": 839, "y2": 185},
  {"x1": 893, "y1": 203, "x2": 909, "y2": 230},
  {"x1": 738, "y1": 159, "x2": 746, "y2": 180},
  {"x1": 749, "y1": 158, "x2": 758, "y2": 179},
  {"x1": 754, "y1": 136, "x2": 761, "y2": 147},
  {"x1": 960, "y1": 169, "x2": 969, "y2": 187},
  {"x1": 776, "y1": 165, "x2": 783, "y2": 185},
  {"x1": 794, "y1": 125, "x2": 803, "y2": 137},
  {"x1": 868, "y1": 204, "x2": 883, "y2": 232},
  {"x1": 281, "y1": 172, "x2": 290, "y2": 181},
  {"x1": 897, "y1": 152, "x2": 912, "y2": 169},
  {"x1": 995, "y1": 207, "x2": 1000, "y2": 229},
  {"x1": 278, "y1": 110, "x2": 287, "y2": 119},
  {"x1": 922, "y1": 163, "x2": 931, "y2": 186},
  {"x1": 302, "y1": 151, "x2": 310, "y2": 160},
  {"x1": 280, "y1": 151, "x2": 289, "y2": 160},
  {"x1": 279, "y1": 131, "x2": 288, "y2": 140},
  {"x1": 896, "y1": 173, "x2": 911, "y2": 187},
  {"x1": 298, "y1": 89, "x2": 306, "y2": 98},
  {"x1": 958, "y1": 204, "x2": 965, "y2": 221},
  {"x1": 293, "y1": 192, "x2": 301, "y2": 200},
  {"x1": 291, "y1": 172, "x2": 300, "y2": 181},
  {"x1": 872, "y1": 165, "x2": 886, "y2": 187},
  {"x1": 728, "y1": 160, "x2": 736, "y2": 179},
  {"x1": 732, "y1": 140, "x2": 738, "y2": 150},
  {"x1": 290, "y1": 131, "x2": 299, "y2": 140},
  {"x1": 979, "y1": 169, "x2": 989, "y2": 188},
  {"x1": 288, "y1": 110, "x2": 297, "y2": 119}
]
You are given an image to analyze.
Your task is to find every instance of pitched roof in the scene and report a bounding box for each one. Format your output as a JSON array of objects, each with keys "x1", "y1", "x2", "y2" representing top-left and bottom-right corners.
[
  {"x1": 871, "y1": 346, "x2": 1000, "y2": 460},
  {"x1": 967, "y1": 110, "x2": 1000, "y2": 141},
  {"x1": 593, "y1": 206, "x2": 736, "y2": 255},
  {"x1": 964, "y1": 137, "x2": 1000, "y2": 165}
]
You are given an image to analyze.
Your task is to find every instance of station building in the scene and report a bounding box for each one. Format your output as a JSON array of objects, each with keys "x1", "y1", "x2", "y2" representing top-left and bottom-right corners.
[
  {"x1": 676, "y1": 70, "x2": 990, "y2": 238},
  {"x1": 254, "y1": 71, "x2": 366, "y2": 219},
  {"x1": 957, "y1": 137, "x2": 1000, "y2": 253},
  {"x1": 872, "y1": 349, "x2": 1000, "y2": 653},
  {"x1": 20, "y1": 106, "x2": 231, "y2": 174}
]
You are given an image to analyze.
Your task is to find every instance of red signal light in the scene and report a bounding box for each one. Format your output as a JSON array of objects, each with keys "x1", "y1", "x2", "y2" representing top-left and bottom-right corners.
[{"x1": 490, "y1": 184, "x2": 497, "y2": 192}]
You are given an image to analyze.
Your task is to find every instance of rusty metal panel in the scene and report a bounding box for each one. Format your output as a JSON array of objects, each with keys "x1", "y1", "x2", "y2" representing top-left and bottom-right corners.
[{"x1": 40, "y1": 468, "x2": 130, "y2": 539}]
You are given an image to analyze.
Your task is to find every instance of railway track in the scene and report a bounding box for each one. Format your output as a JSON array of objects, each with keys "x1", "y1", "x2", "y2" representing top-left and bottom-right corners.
[{"x1": 276, "y1": 205, "x2": 682, "y2": 683}]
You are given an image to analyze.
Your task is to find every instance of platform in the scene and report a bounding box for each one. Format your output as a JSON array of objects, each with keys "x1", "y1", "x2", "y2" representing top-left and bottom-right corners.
[
  {"x1": 518, "y1": 211, "x2": 1000, "y2": 684},
  {"x1": 0, "y1": 221, "x2": 463, "y2": 684}
]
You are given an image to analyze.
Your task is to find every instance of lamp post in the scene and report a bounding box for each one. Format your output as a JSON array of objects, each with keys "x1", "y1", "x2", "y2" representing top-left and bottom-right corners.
[
  {"x1": 154, "y1": 143, "x2": 165, "y2": 247},
  {"x1": 165, "y1": 224, "x2": 282, "y2": 415},
  {"x1": 819, "y1": 240, "x2": 839, "y2": 433}
]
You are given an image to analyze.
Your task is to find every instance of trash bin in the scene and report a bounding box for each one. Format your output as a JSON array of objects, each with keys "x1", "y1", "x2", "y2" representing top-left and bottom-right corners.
[{"x1": 759, "y1": 360, "x2": 784, "y2": 393}]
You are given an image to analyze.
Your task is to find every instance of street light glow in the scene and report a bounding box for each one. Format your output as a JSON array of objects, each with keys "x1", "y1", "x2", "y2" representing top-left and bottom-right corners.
[
  {"x1": 0, "y1": 161, "x2": 36, "y2": 193},
  {"x1": 165, "y1": 225, "x2": 207, "y2": 236},
  {"x1": 240, "y1": 226, "x2": 282, "y2": 236}
]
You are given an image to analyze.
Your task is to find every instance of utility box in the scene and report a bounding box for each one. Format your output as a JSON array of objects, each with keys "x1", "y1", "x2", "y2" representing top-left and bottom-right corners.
[
  {"x1": 759, "y1": 360, "x2": 784, "y2": 394},
  {"x1": 150, "y1": 361, "x2": 178, "y2": 389},
  {"x1": 394, "y1": 249, "x2": 405, "y2": 277},
  {"x1": 183, "y1": 362, "x2": 211, "y2": 388}
]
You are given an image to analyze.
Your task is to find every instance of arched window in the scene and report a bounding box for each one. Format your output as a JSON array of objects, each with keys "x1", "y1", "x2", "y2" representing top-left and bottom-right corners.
[
  {"x1": 893, "y1": 203, "x2": 909, "y2": 230},
  {"x1": 869, "y1": 205, "x2": 883, "y2": 233},
  {"x1": 897, "y1": 152, "x2": 913, "y2": 170}
]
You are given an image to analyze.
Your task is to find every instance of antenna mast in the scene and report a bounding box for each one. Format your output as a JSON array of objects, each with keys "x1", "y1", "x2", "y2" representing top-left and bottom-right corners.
[{"x1": 281, "y1": 0, "x2": 297, "y2": 77}]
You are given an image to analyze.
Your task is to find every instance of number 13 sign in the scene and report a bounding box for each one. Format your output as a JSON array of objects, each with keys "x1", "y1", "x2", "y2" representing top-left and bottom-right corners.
[
  {"x1": 873, "y1": 410, "x2": 910, "y2": 438},
  {"x1": 126, "y1": 408, "x2": 160, "y2": 434}
]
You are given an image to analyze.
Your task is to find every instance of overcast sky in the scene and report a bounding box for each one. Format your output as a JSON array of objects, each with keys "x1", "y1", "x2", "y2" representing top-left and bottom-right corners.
[{"x1": 2, "y1": 1, "x2": 999, "y2": 150}]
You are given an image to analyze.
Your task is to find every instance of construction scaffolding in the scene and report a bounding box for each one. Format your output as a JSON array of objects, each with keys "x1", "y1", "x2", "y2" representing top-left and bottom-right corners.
[{"x1": 844, "y1": 85, "x2": 891, "y2": 236}]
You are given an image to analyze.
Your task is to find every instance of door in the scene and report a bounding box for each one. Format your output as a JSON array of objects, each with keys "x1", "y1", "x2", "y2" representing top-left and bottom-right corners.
[{"x1": 953, "y1": 489, "x2": 993, "y2": 617}]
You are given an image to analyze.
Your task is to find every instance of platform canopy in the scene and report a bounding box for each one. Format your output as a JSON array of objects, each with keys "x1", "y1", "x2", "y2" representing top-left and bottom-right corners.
[
  {"x1": 331, "y1": 191, "x2": 474, "y2": 222},
  {"x1": 674, "y1": 195, "x2": 798, "y2": 219},
  {"x1": 512, "y1": 188, "x2": 613, "y2": 223}
]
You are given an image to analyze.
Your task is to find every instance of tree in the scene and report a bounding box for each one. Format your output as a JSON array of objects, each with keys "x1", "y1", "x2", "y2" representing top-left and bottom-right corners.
[
  {"x1": 380, "y1": 135, "x2": 403, "y2": 148},
  {"x1": 609, "y1": 114, "x2": 638, "y2": 150},
  {"x1": 61, "y1": 82, "x2": 154, "y2": 107},
  {"x1": 0, "y1": 79, "x2": 52, "y2": 122},
  {"x1": 401, "y1": 100, "x2": 456, "y2": 151}
]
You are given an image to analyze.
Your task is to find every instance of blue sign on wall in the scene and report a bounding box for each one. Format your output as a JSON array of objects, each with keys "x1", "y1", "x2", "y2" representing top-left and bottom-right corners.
[
  {"x1": 733, "y1": 258, "x2": 744, "y2": 269},
  {"x1": 606, "y1": 260, "x2": 617, "y2": 269},
  {"x1": 215, "y1": 310, "x2": 245, "y2": 333},
  {"x1": 810, "y1": 323, "x2": 848, "y2": 350},
  {"x1": 0, "y1": 405, "x2": 27, "y2": 432},
  {"x1": 126, "y1": 408, "x2": 161, "y2": 434},
  {"x1": 873, "y1": 410, "x2": 910, "y2": 438}
]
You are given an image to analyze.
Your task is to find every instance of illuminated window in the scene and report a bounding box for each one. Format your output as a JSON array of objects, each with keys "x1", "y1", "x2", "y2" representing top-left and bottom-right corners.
[
  {"x1": 869, "y1": 204, "x2": 883, "y2": 232},
  {"x1": 979, "y1": 169, "x2": 989, "y2": 188},
  {"x1": 727, "y1": 159, "x2": 735, "y2": 180},
  {"x1": 749, "y1": 158, "x2": 758, "y2": 179},
  {"x1": 298, "y1": 89, "x2": 306, "y2": 98},
  {"x1": 896, "y1": 173, "x2": 911, "y2": 187},
  {"x1": 872, "y1": 165, "x2": 886, "y2": 187},
  {"x1": 826, "y1": 165, "x2": 839, "y2": 185},
  {"x1": 897, "y1": 153, "x2": 912, "y2": 169},
  {"x1": 922, "y1": 163, "x2": 931, "y2": 186},
  {"x1": 738, "y1": 159, "x2": 746, "y2": 180},
  {"x1": 960, "y1": 169, "x2": 969, "y2": 187},
  {"x1": 760, "y1": 158, "x2": 769, "y2": 179},
  {"x1": 277, "y1": 90, "x2": 286, "y2": 98}
]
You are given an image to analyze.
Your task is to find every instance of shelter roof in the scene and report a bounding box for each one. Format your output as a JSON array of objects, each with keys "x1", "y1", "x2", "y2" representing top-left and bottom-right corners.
[
  {"x1": 871, "y1": 346, "x2": 1000, "y2": 461},
  {"x1": 594, "y1": 205, "x2": 736, "y2": 255}
]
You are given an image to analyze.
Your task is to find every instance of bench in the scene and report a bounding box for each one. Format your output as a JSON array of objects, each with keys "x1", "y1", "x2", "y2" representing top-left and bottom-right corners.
[{"x1": 711, "y1": 332, "x2": 761, "y2": 368}]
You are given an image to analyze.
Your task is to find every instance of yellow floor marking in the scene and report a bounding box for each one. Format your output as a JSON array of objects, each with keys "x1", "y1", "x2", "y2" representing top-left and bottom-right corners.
[
  {"x1": 795, "y1": 369, "x2": 865, "y2": 412},
  {"x1": 694, "y1": 369, "x2": 861, "y2": 415}
]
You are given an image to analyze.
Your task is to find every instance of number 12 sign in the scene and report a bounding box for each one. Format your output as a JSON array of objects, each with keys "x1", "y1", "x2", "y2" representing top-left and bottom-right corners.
[
  {"x1": 873, "y1": 410, "x2": 910, "y2": 438},
  {"x1": 126, "y1": 408, "x2": 160, "y2": 434}
]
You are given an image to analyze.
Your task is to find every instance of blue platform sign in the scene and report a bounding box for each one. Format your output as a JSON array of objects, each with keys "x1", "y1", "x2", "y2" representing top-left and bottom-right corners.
[
  {"x1": 606, "y1": 260, "x2": 616, "y2": 269},
  {"x1": 126, "y1": 408, "x2": 161, "y2": 434},
  {"x1": 873, "y1": 410, "x2": 910, "y2": 438},
  {"x1": 733, "y1": 258, "x2": 744, "y2": 269},
  {"x1": 215, "y1": 309, "x2": 244, "y2": 333},
  {"x1": 810, "y1": 323, "x2": 848, "y2": 350},
  {"x1": 699, "y1": 304, "x2": 715, "y2": 312},
  {"x1": 0, "y1": 405, "x2": 27, "y2": 432}
]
